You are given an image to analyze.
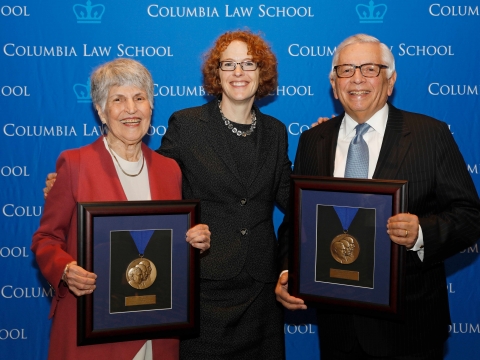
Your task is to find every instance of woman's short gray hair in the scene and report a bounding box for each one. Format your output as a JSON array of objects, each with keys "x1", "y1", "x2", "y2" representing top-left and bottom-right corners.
[
  {"x1": 330, "y1": 34, "x2": 395, "y2": 80},
  {"x1": 90, "y1": 58, "x2": 154, "y2": 112}
]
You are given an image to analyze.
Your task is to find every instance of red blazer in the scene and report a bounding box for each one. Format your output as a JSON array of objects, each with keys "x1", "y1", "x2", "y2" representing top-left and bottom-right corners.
[{"x1": 32, "y1": 137, "x2": 182, "y2": 360}]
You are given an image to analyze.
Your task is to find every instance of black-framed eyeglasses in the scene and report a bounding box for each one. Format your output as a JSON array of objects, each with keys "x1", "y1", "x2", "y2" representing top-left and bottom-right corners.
[
  {"x1": 218, "y1": 61, "x2": 258, "y2": 71},
  {"x1": 333, "y1": 63, "x2": 388, "y2": 78}
]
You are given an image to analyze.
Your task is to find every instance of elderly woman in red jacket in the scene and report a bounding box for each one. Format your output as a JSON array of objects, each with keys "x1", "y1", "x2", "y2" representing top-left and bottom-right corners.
[{"x1": 32, "y1": 58, "x2": 210, "y2": 360}]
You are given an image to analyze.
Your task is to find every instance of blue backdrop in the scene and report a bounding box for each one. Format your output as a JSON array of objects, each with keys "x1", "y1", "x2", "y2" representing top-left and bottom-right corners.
[{"x1": 1, "y1": 1, "x2": 479, "y2": 358}]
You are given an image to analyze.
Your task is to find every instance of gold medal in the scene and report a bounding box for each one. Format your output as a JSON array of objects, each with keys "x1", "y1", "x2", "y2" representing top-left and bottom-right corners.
[
  {"x1": 330, "y1": 233, "x2": 360, "y2": 265},
  {"x1": 126, "y1": 257, "x2": 157, "y2": 289}
]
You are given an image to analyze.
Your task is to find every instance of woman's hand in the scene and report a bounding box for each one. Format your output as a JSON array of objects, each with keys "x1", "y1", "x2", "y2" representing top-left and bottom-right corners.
[
  {"x1": 186, "y1": 224, "x2": 211, "y2": 253},
  {"x1": 43, "y1": 172, "x2": 57, "y2": 199},
  {"x1": 62, "y1": 261, "x2": 97, "y2": 296},
  {"x1": 311, "y1": 114, "x2": 336, "y2": 128}
]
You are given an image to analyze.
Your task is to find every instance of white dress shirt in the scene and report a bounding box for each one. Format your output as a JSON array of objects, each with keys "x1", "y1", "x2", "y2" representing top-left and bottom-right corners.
[{"x1": 103, "y1": 137, "x2": 151, "y2": 201}]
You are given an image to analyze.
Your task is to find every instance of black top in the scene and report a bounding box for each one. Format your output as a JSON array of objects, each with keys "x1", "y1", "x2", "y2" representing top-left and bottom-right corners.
[{"x1": 223, "y1": 120, "x2": 257, "y2": 180}]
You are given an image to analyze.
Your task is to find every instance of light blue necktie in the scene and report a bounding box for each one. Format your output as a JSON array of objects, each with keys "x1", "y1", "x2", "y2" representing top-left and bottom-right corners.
[{"x1": 345, "y1": 123, "x2": 370, "y2": 178}]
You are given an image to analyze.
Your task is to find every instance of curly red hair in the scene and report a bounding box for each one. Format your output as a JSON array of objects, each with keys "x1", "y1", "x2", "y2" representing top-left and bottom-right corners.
[{"x1": 202, "y1": 30, "x2": 278, "y2": 99}]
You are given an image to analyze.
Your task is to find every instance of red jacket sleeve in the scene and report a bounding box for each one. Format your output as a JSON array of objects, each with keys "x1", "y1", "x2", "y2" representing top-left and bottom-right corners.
[{"x1": 31, "y1": 150, "x2": 78, "y2": 299}]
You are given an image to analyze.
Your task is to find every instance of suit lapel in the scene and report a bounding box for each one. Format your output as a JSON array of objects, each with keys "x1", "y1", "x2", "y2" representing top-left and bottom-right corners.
[
  {"x1": 318, "y1": 116, "x2": 342, "y2": 176},
  {"x1": 201, "y1": 99, "x2": 243, "y2": 184},
  {"x1": 373, "y1": 104, "x2": 411, "y2": 180},
  {"x1": 246, "y1": 104, "x2": 272, "y2": 187},
  {"x1": 88, "y1": 137, "x2": 128, "y2": 201}
]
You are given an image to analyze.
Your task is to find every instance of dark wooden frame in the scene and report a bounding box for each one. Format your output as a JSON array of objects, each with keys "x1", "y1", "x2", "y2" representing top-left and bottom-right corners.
[
  {"x1": 289, "y1": 176, "x2": 407, "y2": 319},
  {"x1": 77, "y1": 200, "x2": 200, "y2": 346}
]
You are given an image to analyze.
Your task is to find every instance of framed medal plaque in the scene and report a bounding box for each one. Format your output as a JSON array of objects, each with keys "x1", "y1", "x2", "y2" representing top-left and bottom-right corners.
[
  {"x1": 77, "y1": 200, "x2": 200, "y2": 346},
  {"x1": 289, "y1": 176, "x2": 407, "y2": 319}
]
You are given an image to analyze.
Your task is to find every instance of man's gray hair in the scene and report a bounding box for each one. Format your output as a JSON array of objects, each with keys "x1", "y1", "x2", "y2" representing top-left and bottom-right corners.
[
  {"x1": 90, "y1": 58, "x2": 154, "y2": 112},
  {"x1": 330, "y1": 34, "x2": 395, "y2": 80}
]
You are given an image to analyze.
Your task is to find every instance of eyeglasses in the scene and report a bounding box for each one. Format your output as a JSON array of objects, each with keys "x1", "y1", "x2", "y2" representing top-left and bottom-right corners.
[
  {"x1": 333, "y1": 63, "x2": 388, "y2": 78},
  {"x1": 218, "y1": 61, "x2": 258, "y2": 71}
]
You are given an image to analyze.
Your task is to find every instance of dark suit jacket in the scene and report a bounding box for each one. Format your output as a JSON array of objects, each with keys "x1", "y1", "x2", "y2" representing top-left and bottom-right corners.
[
  {"x1": 32, "y1": 137, "x2": 181, "y2": 359},
  {"x1": 158, "y1": 98, "x2": 292, "y2": 282},
  {"x1": 289, "y1": 104, "x2": 480, "y2": 356}
]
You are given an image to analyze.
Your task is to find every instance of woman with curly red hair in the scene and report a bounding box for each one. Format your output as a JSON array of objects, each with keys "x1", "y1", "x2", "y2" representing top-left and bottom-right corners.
[{"x1": 158, "y1": 30, "x2": 290, "y2": 359}]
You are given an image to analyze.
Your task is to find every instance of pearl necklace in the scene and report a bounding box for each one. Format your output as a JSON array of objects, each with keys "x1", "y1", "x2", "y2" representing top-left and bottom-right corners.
[{"x1": 218, "y1": 100, "x2": 256, "y2": 137}]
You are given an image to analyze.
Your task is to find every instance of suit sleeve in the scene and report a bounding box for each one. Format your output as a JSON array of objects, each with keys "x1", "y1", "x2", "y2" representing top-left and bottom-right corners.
[
  {"x1": 31, "y1": 151, "x2": 77, "y2": 298},
  {"x1": 292, "y1": 130, "x2": 308, "y2": 176},
  {"x1": 277, "y1": 129, "x2": 314, "y2": 272},
  {"x1": 157, "y1": 112, "x2": 183, "y2": 166},
  {"x1": 276, "y1": 126, "x2": 293, "y2": 272},
  {"x1": 420, "y1": 122, "x2": 480, "y2": 264},
  {"x1": 274, "y1": 126, "x2": 292, "y2": 210}
]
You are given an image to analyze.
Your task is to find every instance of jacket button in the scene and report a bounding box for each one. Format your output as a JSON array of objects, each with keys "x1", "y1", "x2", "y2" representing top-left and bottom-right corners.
[
  {"x1": 240, "y1": 198, "x2": 247, "y2": 206},
  {"x1": 240, "y1": 228, "x2": 248, "y2": 236}
]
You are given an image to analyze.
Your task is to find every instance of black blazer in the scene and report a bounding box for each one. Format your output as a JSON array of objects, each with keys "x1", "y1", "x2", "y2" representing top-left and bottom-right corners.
[
  {"x1": 289, "y1": 104, "x2": 480, "y2": 356},
  {"x1": 158, "y1": 98, "x2": 292, "y2": 282}
]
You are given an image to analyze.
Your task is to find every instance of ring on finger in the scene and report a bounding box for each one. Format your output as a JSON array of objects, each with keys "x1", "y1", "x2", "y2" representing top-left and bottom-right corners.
[{"x1": 405, "y1": 230, "x2": 408, "y2": 238}]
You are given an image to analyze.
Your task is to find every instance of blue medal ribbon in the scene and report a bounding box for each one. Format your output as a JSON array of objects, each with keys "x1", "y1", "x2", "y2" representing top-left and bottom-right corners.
[
  {"x1": 129, "y1": 230, "x2": 155, "y2": 256},
  {"x1": 333, "y1": 206, "x2": 359, "y2": 233}
]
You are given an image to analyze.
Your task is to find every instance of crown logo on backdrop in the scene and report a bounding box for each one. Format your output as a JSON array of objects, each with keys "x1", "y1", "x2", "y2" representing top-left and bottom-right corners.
[
  {"x1": 356, "y1": 1, "x2": 387, "y2": 23},
  {"x1": 74, "y1": 78, "x2": 91, "y2": 103},
  {"x1": 73, "y1": 1, "x2": 105, "y2": 24}
]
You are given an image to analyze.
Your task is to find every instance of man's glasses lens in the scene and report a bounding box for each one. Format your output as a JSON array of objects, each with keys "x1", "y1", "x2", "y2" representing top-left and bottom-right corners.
[{"x1": 334, "y1": 64, "x2": 386, "y2": 78}]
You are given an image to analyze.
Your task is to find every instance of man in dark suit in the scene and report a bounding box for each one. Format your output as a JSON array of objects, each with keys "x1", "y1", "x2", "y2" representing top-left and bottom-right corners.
[{"x1": 276, "y1": 34, "x2": 480, "y2": 359}]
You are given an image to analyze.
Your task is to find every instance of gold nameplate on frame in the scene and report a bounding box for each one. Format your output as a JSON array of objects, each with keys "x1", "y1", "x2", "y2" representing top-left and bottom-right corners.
[
  {"x1": 125, "y1": 295, "x2": 157, "y2": 306},
  {"x1": 330, "y1": 269, "x2": 359, "y2": 281}
]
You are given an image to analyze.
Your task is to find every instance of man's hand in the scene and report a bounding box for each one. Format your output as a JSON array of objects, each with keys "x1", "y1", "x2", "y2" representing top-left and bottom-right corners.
[
  {"x1": 275, "y1": 272, "x2": 307, "y2": 310},
  {"x1": 43, "y1": 172, "x2": 57, "y2": 199},
  {"x1": 387, "y1": 213, "x2": 419, "y2": 249}
]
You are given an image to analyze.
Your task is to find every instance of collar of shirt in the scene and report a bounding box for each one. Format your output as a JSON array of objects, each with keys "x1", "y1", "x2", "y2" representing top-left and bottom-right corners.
[
  {"x1": 341, "y1": 103, "x2": 389, "y2": 140},
  {"x1": 334, "y1": 103, "x2": 390, "y2": 179}
]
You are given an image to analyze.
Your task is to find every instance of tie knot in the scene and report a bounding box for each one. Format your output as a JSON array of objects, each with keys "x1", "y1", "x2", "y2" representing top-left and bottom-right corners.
[{"x1": 355, "y1": 123, "x2": 370, "y2": 137}]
